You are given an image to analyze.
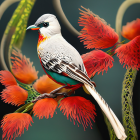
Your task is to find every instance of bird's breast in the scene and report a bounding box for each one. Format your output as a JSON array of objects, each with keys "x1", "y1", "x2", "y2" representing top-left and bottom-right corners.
[
  {"x1": 37, "y1": 33, "x2": 50, "y2": 48},
  {"x1": 37, "y1": 34, "x2": 87, "y2": 74}
]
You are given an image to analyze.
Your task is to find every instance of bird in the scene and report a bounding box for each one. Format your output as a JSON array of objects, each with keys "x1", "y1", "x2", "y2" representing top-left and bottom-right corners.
[{"x1": 27, "y1": 14, "x2": 127, "y2": 140}]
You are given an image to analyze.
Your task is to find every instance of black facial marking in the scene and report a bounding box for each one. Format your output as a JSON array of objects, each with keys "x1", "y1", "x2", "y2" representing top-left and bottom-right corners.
[
  {"x1": 43, "y1": 22, "x2": 49, "y2": 27},
  {"x1": 37, "y1": 22, "x2": 49, "y2": 28}
]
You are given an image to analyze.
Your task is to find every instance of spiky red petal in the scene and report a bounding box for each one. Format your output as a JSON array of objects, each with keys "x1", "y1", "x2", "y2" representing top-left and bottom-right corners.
[
  {"x1": 11, "y1": 48, "x2": 38, "y2": 84},
  {"x1": 78, "y1": 6, "x2": 119, "y2": 49},
  {"x1": 82, "y1": 50, "x2": 114, "y2": 78},
  {"x1": 59, "y1": 96, "x2": 96, "y2": 130},
  {"x1": 0, "y1": 70, "x2": 17, "y2": 87},
  {"x1": 122, "y1": 18, "x2": 140, "y2": 40},
  {"x1": 1, "y1": 85, "x2": 28, "y2": 106},
  {"x1": 1, "y1": 113, "x2": 33, "y2": 140},
  {"x1": 33, "y1": 98, "x2": 58, "y2": 119},
  {"x1": 115, "y1": 35, "x2": 140, "y2": 70}
]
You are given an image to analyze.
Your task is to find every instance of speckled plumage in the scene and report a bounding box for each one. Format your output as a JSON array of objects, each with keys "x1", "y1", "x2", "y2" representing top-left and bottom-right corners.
[{"x1": 38, "y1": 33, "x2": 86, "y2": 73}]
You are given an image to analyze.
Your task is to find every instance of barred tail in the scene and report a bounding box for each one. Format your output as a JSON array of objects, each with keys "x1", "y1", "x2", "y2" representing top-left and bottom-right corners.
[{"x1": 84, "y1": 84, "x2": 127, "y2": 140}]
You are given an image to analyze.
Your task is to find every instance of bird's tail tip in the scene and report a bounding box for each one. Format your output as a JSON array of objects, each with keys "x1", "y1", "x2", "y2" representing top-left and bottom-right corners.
[{"x1": 84, "y1": 84, "x2": 127, "y2": 140}]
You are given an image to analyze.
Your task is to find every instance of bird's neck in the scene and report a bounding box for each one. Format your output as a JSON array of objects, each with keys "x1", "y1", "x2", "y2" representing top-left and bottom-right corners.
[
  {"x1": 37, "y1": 33, "x2": 62, "y2": 57},
  {"x1": 37, "y1": 32, "x2": 50, "y2": 48}
]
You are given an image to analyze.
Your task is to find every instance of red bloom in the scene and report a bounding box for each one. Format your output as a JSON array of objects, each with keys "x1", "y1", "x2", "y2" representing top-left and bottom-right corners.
[
  {"x1": 0, "y1": 70, "x2": 17, "y2": 87},
  {"x1": 33, "y1": 98, "x2": 58, "y2": 119},
  {"x1": 82, "y1": 50, "x2": 114, "y2": 78},
  {"x1": 59, "y1": 96, "x2": 96, "y2": 130},
  {"x1": 33, "y1": 75, "x2": 62, "y2": 94},
  {"x1": 11, "y1": 48, "x2": 38, "y2": 84},
  {"x1": 1, "y1": 113, "x2": 33, "y2": 140},
  {"x1": 122, "y1": 18, "x2": 140, "y2": 40},
  {"x1": 1, "y1": 85, "x2": 28, "y2": 106},
  {"x1": 115, "y1": 35, "x2": 140, "y2": 70},
  {"x1": 78, "y1": 6, "x2": 118, "y2": 49}
]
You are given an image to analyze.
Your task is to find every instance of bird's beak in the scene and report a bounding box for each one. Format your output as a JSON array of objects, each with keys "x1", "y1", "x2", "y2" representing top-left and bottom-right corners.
[{"x1": 26, "y1": 25, "x2": 40, "y2": 30}]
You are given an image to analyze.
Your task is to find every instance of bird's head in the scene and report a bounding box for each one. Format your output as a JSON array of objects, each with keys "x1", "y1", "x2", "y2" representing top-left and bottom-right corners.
[{"x1": 27, "y1": 14, "x2": 61, "y2": 37}]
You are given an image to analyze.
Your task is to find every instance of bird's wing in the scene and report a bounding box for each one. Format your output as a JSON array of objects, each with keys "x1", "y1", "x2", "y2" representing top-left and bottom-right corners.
[{"x1": 41, "y1": 58, "x2": 93, "y2": 87}]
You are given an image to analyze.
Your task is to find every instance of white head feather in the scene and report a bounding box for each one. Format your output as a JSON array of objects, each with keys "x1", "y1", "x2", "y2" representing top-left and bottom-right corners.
[{"x1": 35, "y1": 14, "x2": 61, "y2": 37}]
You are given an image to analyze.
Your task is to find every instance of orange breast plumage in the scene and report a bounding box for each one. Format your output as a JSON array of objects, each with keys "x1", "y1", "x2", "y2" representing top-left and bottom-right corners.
[{"x1": 37, "y1": 33, "x2": 47, "y2": 47}]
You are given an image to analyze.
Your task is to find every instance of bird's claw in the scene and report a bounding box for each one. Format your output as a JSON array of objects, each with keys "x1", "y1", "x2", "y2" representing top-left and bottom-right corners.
[
  {"x1": 62, "y1": 92, "x2": 69, "y2": 97},
  {"x1": 32, "y1": 92, "x2": 69, "y2": 103},
  {"x1": 32, "y1": 85, "x2": 68, "y2": 103},
  {"x1": 32, "y1": 93, "x2": 51, "y2": 103}
]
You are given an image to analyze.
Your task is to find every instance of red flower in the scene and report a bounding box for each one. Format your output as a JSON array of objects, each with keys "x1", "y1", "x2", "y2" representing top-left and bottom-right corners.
[
  {"x1": 82, "y1": 50, "x2": 114, "y2": 78},
  {"x1": 1, "y1": 85, "x2": 28, "y2": 106},
  {"x1": 0, "y1": 70, "x2": 17, "y2": 87},
  {"x1": 122, "y1": 18, "x2": 140, "y2": 40},
  {"x1": 78, "y1": 6, "x2": 118, "y2": 49},
  {"x1": 33, "y1": 98, "x2": 58, "y2": 119},
  {"x1": 33, "y1": 75, "x2": 62, "y2": 94},
  {"x1": 115, "y1": 35, "x2": 140, "y2": 70},
  {"x1": 1, "y1": 113, "x2": 33, "y2": 140},
  {"x1": 11, "y1": 48, "x2": 38, "y2": 84},
  {"x1": 59, "y1": 96, "x2": 96, "y2": 130}
]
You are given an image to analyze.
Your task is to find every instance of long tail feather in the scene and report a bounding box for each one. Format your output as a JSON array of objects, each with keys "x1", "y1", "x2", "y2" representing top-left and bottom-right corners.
[{"x1": 84, "y1": 84, "x2": 127, "y2": 140}]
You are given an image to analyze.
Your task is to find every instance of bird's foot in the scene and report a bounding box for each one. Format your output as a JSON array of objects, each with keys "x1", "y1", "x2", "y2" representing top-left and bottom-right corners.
[
  {"x1": 32, "y1": 93, "x2": 51, "y2": 103},
  {"x1": 49, "y1": 85, "x2": 67, "y2": 94},
  {"x1": 32, "y1": 92, "x2": 69, "y2": 103},
  {"x1": 53, "y1": 92, "x2": 69, "y2": 97},
  {"x1": 32, "y1": 85, "x2": 68, "y2": 103}
]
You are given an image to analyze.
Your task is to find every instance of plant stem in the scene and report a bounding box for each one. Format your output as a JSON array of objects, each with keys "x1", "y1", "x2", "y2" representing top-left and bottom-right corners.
[
  {"x1": 103, "y1": 112, "x2": 118, "y2": 140},
  {"x1": 122, "y1": 68, "x2": 138, "y2": 140}
]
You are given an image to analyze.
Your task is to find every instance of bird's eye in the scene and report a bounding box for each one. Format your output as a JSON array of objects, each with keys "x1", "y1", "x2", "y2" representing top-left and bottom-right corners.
[{"x1": 43, "y1": 22, "x2": 49, "y2": 27}]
